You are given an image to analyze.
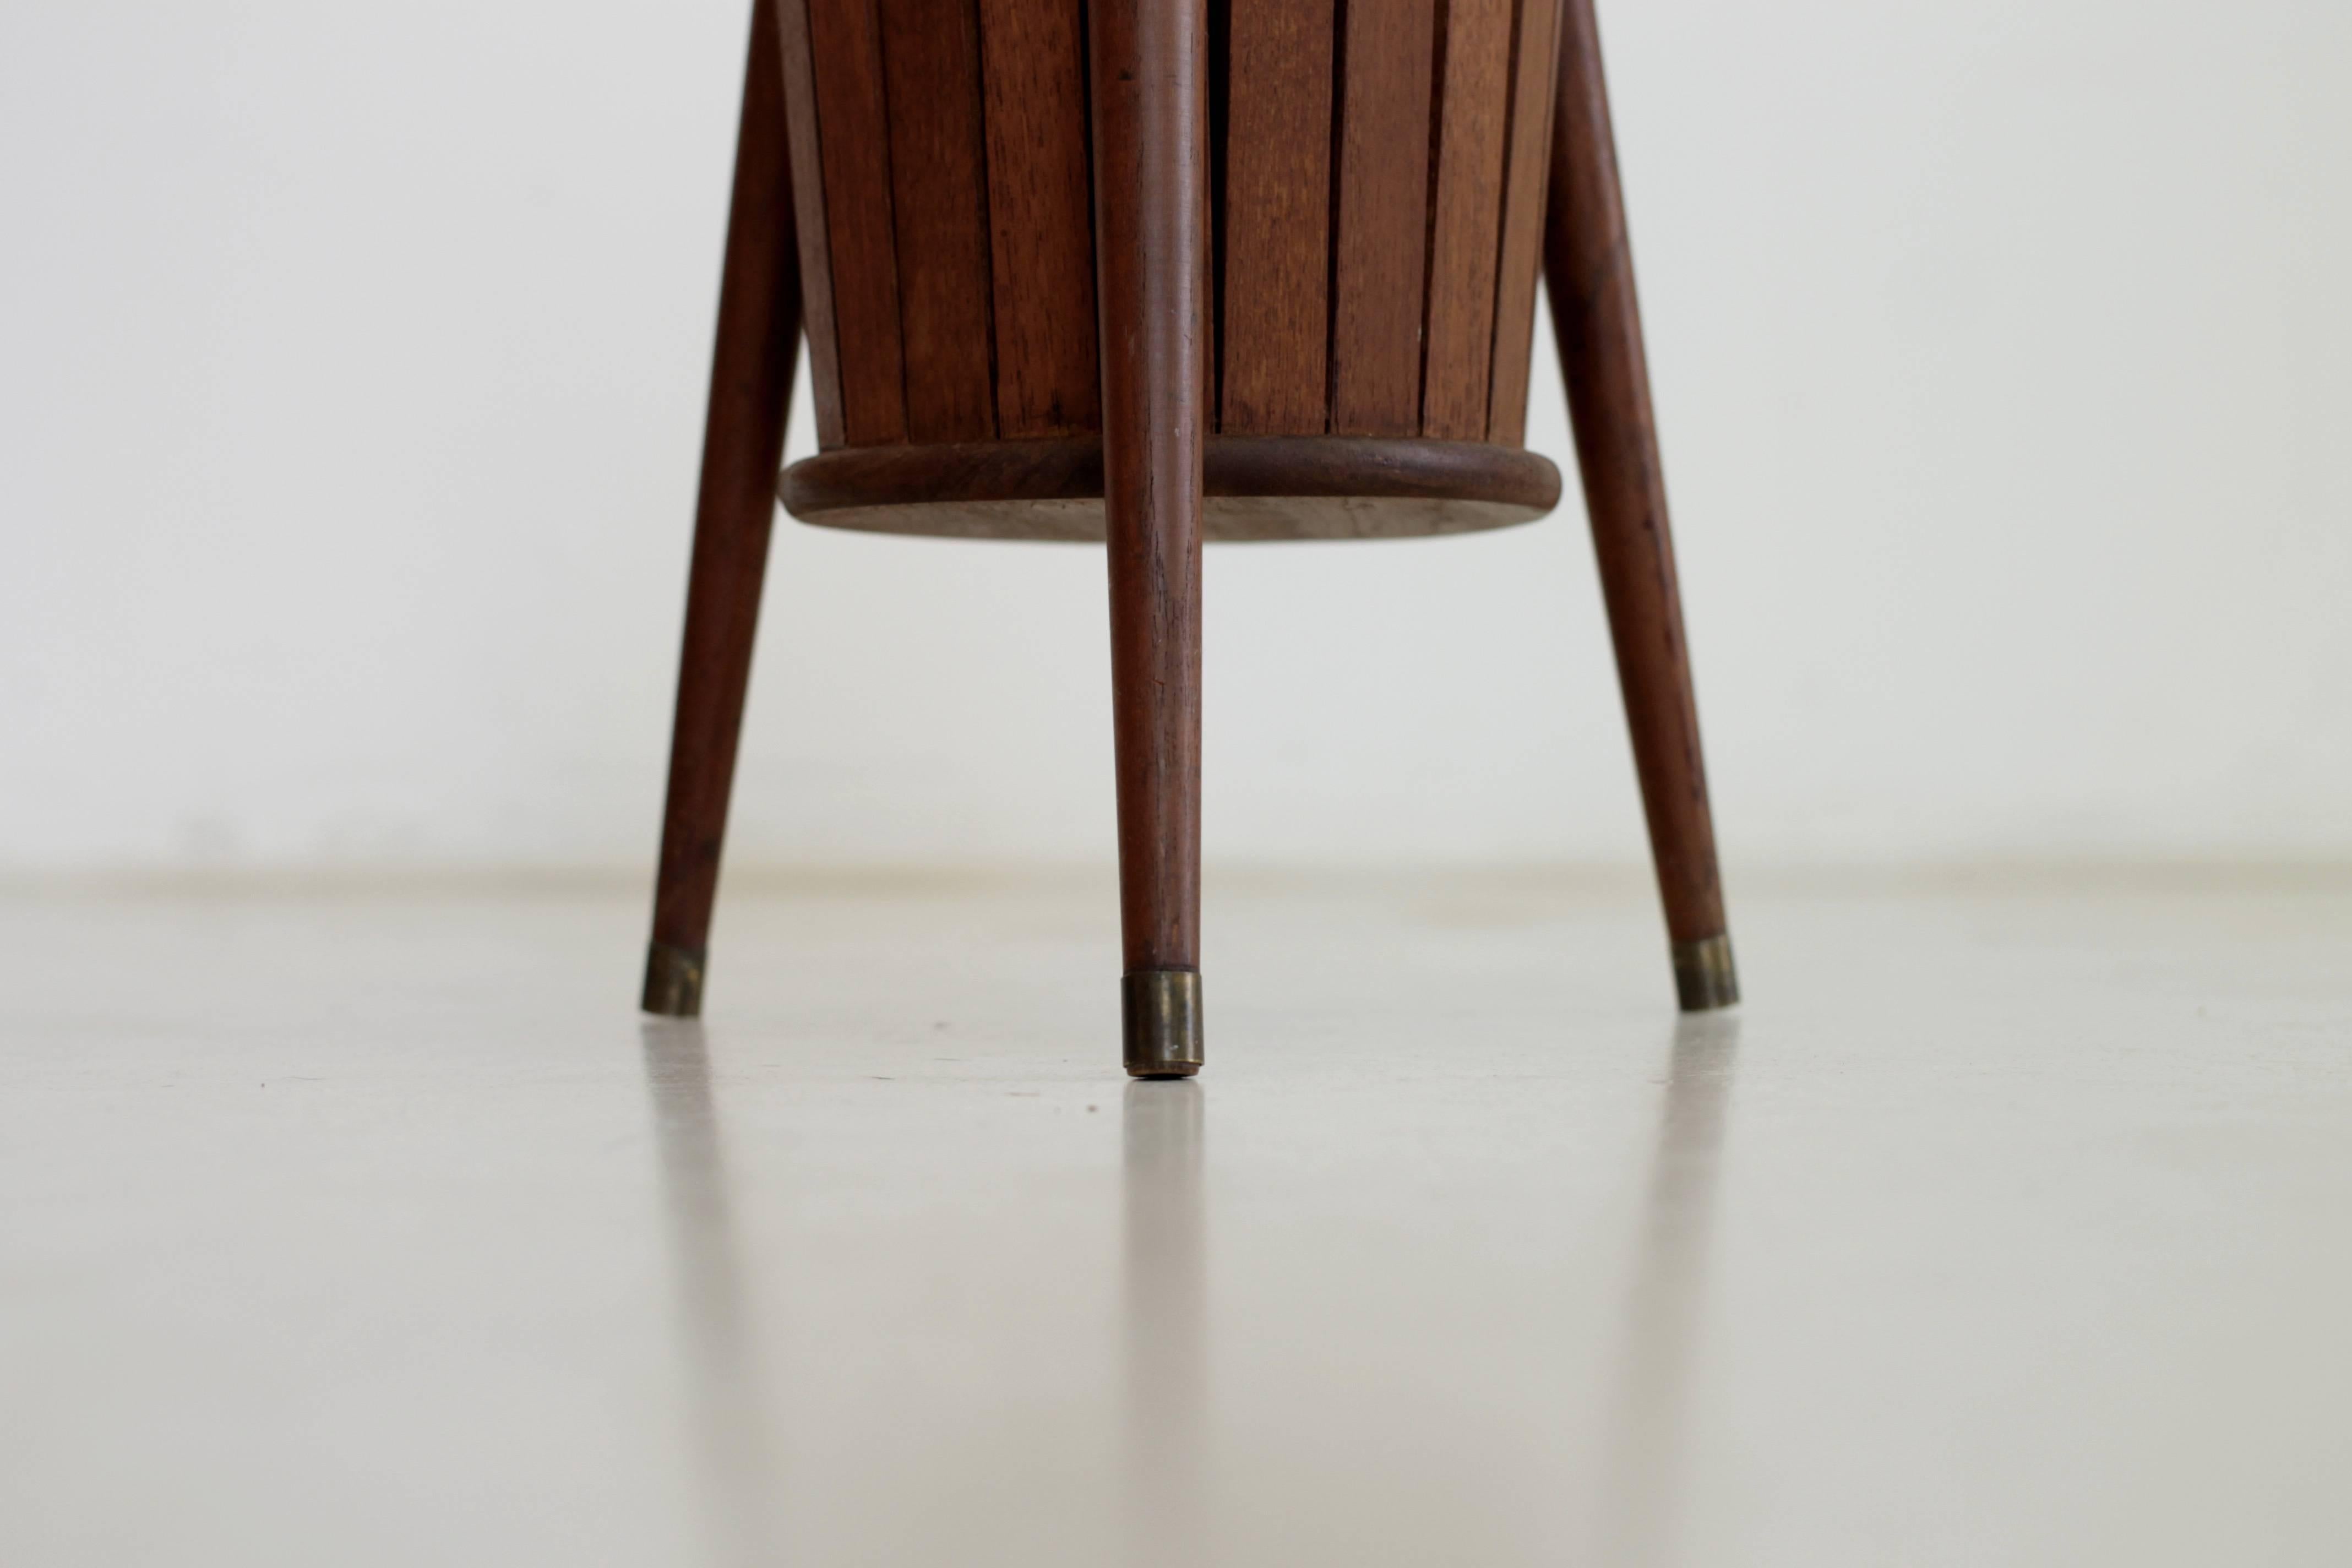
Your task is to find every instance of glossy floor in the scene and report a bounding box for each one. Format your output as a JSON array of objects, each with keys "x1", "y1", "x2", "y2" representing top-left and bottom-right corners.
[{"x1": 6, "y1": 872, "x2": 2350, "y2": 1565}]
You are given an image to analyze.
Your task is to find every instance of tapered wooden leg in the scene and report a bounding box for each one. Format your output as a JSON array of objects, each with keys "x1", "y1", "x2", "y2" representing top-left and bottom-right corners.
[
  {"x1": 1543, "y1": 0, "x2": 1737, "y2": 1011},
  {"x1": 1088, "y1": 0, "x2": 1208, "y2": 1075},
  {"x1": 643, "y1": 0, "x2": 804, "y2": 1017}
]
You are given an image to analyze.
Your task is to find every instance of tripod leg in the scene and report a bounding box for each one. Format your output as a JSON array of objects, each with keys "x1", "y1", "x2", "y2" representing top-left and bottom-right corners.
[
  {"x1": 1543, "y1": 0, "x2": 1737, "y2": 1011},
  {"x1": 1088, "y1": 0, "x2": 1209, "y2": 1075},
  {"x1": 644, "y1": 0, "x2": 804, "y2": 1017}
]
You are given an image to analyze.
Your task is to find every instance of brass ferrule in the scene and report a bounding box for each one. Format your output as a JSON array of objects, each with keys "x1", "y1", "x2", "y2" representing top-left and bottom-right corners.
[
  {"x1": 641, "y1": 941, "x2": 707, "y2": 1019},
  {"x1": 1671, "y1": 935, "x2": 1740, "y2": 1012},
  {"x1": 1123, "y1": 970, "x2": 1205, "y2": 1077}
]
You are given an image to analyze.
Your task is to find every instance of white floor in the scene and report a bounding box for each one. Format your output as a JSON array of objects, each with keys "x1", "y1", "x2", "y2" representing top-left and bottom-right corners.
[{"x1": 5, "y1": 871, "x2": 2350, "y2": 1566}]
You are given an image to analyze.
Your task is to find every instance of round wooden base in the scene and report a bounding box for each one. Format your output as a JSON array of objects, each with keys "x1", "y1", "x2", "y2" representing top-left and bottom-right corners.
[{"x1": 780, "y1": 435, "x2": 1561, "y2": 543}]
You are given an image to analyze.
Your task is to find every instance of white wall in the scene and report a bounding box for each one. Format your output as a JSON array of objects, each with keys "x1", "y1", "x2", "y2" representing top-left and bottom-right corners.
[{"x1": 4, "y1": 1, "x2": 2348, "y2": 875}]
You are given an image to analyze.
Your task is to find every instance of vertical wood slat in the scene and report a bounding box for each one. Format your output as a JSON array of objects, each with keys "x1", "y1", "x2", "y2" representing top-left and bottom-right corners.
[
  {"x1": 804, "y1": 0, "x2": 908, "y2": 443},
  {"x1": 878, "y1": 0, "x2": 997, "y2": 441},
  {"x1": 978, "y1": 0, "x2": 1101, "y2": 435},
  {"x1": 1219, "y1": 0, "x2": 1334, "y2": 434},
  {"x1": 1420, "y1": 0, "x2": 1514, "y2": 439},
  {"x1": 774, "y1": 0, "x2": 846, "y2": 445},
  {"x1": 1485, "y1": 0, "x2": 1560, "y2": 443},
  {"x1": 1330, "y1": 0, "x2": 1436, "y2": 436}
]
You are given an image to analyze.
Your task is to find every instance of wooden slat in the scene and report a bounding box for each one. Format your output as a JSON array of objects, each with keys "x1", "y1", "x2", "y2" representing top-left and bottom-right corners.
[
  {"x1": 803, "y1": 0, "x2": 907, "y2": 443},
  {"x1": 1485, "y1": 0, "x2": 1561, "y2": 443},
  {"x1": 1219, "y1": 0, "x2": 1335, "y2": 434},
  {"x1": 978, "y1": 0, "x2": 1100, "y2": 435},
  {"x1": 1420, "y1": 0, "x2": 1514, "y2": 438},
  {"x1": 1330, "y1": 0, "x2": 1438, "y2": 436},
  {"x1": 877, "y1": 0, "x2": 997, "y2": 441},
  {"x1": 774, "y1": 0, "x2": 846, "y2": 446}
]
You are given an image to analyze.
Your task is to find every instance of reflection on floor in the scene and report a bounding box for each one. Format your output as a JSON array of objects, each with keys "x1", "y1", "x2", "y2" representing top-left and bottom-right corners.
[
  {"x1": 642, "y1": 1020, "x2": 782, "y2": 1568},
  {"x1": 4, "y1": 870, "x2": 2350, "y2": 1565}
]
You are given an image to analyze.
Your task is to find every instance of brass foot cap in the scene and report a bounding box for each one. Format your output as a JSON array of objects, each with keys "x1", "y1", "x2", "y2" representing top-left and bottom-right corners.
[
  {"x1": 642, "y1": 941, "x2": 706, "y2": 1018},
  {"x1": 1672, "y1": 935, "x2": 1740, "y2": 1012},
  {"x1": 1123, "y1": 970, "x2": 1204, "y2": 1078}
]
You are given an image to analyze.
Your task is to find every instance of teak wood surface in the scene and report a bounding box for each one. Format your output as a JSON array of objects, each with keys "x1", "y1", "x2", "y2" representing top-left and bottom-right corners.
[
  {"x1": 1089, "y1": 0, "x2": 1208, "y2": 979},
  {"x1": 777, "y1": 0, "x2": 1562, "y2": 454},
  {"x1": 1544, "y1": 0, "x2": 1730, "y2": 962},
  {"x1": 778, "y1": 433, "x2": 1557, "y2": 540},
  {"x1": 643, "y1": 0, "x2": 804, "y2": 1012},
  {"x1": 1218, "y1": 0, "x2": 1332, "y2": 434},
  {"x1": 646, "y1": 0, "x2": 1737, "y2": 1028},
  {"x1": 977, "y1": 0, "x2": 1100, "y2": 435}
]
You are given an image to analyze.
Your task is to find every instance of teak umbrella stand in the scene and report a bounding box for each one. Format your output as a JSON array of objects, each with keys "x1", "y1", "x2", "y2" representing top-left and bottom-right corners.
[{"x1": 641, "y1": 0, "x2": 1738, "y2": 1075}]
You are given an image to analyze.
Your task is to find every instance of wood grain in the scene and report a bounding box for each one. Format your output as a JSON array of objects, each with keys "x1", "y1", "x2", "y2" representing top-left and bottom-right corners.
[
  {"x1": 1420, "y1": 0, "x2": 1513, "y2": 438},
  {"x1": 878, "y1": 0, "x2": 997, "y2": 440},
  {"x1": 773, "y1": 0, "x2": 845, "y2": 445},
  {"x1": 1330, "y1": 0, "x2": 1437, "y2": 435},
  {"x1": 786, "y1": 0, "x2": 1546, "y2": 451},
  {"x1": 1219, "y1": 0, "x2": 1334, "y2": 434},
  {"x1": 1485, "y1": 0, "x2": 1561, "y2": 442},
  {"x1": 977, "y1": 0, "x2": 1102, "y2": 435},
  {"x1": 1090, "y1": 0, "x2": 1208, "y2": 974},
  {"x1": 646, "y1": 0, "x2": 803, "y2": 1012},
  {"x1": 781, "y1": 432, "x2": 1559, "y2": 539},
  {"x1": 1544, "y1": 0, "x2": 1728, "y2": 951},
  {"x1": 804, "y1": 0, "x2": 907, "y2": 443}
]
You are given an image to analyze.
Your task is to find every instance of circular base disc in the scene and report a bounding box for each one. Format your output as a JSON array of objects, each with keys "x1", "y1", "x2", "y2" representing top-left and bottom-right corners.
[{"x1": 782, "y1": 435, "x2": 1561, "y2": 544}]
